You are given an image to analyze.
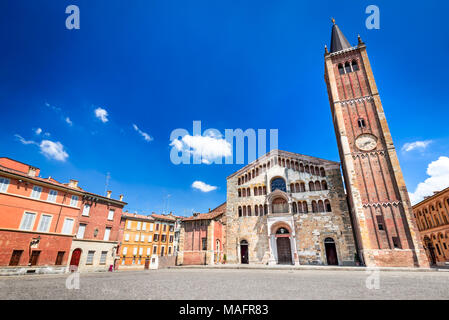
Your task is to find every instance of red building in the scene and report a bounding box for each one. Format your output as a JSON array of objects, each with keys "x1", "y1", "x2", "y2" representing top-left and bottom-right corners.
[
  {"x1": 0, "y1": 158, "x2": 82, "y2": 275},
  {"x1": 177, "y1": 203, "x2": 226, "y2": 265},
  {"x1": 0, "y1": 157, "x2": 127, "y2": 275},
  {"x1": 68, "y1": 190, "x2": 126, "y2": 272}
]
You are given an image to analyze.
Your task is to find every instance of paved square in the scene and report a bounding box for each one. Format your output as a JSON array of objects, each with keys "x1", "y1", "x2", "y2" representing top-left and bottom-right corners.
[{"x1": 1, "y1": 269, "x2": 449, "y2": 300}]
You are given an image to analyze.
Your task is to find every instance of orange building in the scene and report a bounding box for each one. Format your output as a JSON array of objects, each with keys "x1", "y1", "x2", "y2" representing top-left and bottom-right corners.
[
  {"x1": 412, "y1": 187, "x2": 449, "y2": 266},
  {"x1": 0, "y1": 158, "x2": 82, "y2": 275}
]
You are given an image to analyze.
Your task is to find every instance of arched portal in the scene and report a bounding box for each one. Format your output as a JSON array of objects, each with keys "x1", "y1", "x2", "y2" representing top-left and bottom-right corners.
[
  {"x1": 276, "y1": 227, "x2": 292, "y2": 265},
  {"x1": 324, "y1": 238, "x2": 338, "y2": 265},
  {"x1": 70, "y1": 248, "x2": 82, "y2": 272},
  {"x1": 240, "y1": 240, "x2": 249, "y2": 264}
]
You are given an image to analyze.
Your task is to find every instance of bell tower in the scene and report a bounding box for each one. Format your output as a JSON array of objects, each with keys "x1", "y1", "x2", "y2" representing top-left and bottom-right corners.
[{"x1": 324, "y1": 20, "x2": 429, "y2": 267}]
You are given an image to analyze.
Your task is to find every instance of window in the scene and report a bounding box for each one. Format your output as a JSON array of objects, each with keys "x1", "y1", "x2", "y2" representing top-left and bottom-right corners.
[
  {"x1": 148, "y1": 235, "x2": 152, "y2": 242},
  {"x1": 169, "y1": 225, "x2": 174, "y2": 232},
  {"x1": 376, "y1": 216, "x2": 385, "y2": 231},
  {"x1": 77, "y1": 224, "x2": 86, "y2": 239},
  {"x1": 202, "y1": 238, "x2": 207, "y2": 250},
  {"x1": 37, "y1": 214, "x2": 52, "y2": 232},
  {"x1": 345, "y1": 62, "x2": 351, "y2": 73},
  {"x1": 62, "y1": 218, "x2": 74, "y2": 234},
  {"x1": 139, "y1": 247, "x2": 143, "y2": 256},
  {"x1": 127, "y1": 220, "x2": 132, "y2": 229},
  {"x1": 161, "y1": 235, "x2": 167, "y2": 242},
  {"x1": 70, "y1": 195, "x2": 78, "y2": 206},
  {"x1": 160, "y1": 246, "x2": 165, "y2": 256},
  {"x1": 140, "y1": 235, "x2": 145, "y2": 242},
  {"x1": 20, "y1": 212, "x2": 36, "y2": 230},
  {"x1": 31, "y1": 186, "x2": 42, "y2": 199},
  {"x1": 122, "y1": 247, "x2": 128, "y2": 255},
  {"x1": 163, "y1": 224, "x2": 167, "y2": 232},
  {"x1": 9, "y1": 250, "x2": 23, "y2": 266},
  {"x1": 47, "y1": 189, "x2": 58, "y2": 202},
  {"x1": 103, "y1": 227, "x2": 111, "y2": 241},
  {"x1": 132, "y1": 247, "x2": 138, "y2": 255},
  {"x1": 358, "y1": 118, "x2": 366, "y2": 128},
  {"x1": 154, "y1": 234, "x2": 159, "y2": 241},
  {"x1": 338, "y1": 64, "x2": 345, "y2": 75},
  {"x1": 55, "y1": 251, "x2": 65, "y2": 265},
  {"x1": 168, "y1": 247, "x2": 172, "y2": 255},
  {"x1": 271, "y1": 177, "x2": 286, "y2": 192},
  {"x1": 352, "y1": 60, "x2": 359, "y2": 71},
  {"x1": 135, "y1": 234, "x2": 139, "y2": 241},
  {"x1": 82, "y1": 204, "x2": 91, "y2": 217},
  {"x1": 0, "y1": 177, "x2": 10, "y2": 192},
  {"x1": 137, "y1": 222, "x2": 141, "y2": 231},
  {"x1": 147, "y1": 248, "x2": 151, "y2": 256},
  {"x1": 149, "y1": 223, "x2": 154, "y2": 231},
  {"x1": 86, "y1": 251, "x2": 95, "y2": 265},
  {"x1": 100, "y1": 251, "x2": 108, "y2": 265},
  {"x1": 142, "y1": 222, "x2": 146, "y2": 231},
  {"x1": 107, "y1": 210, "x2": 114, "y2": 221},
  {"x1": 156, "y1": 224, "x2": 160, "y2": 231},
  {"x1": 124, "y1": 233, "x2": 130, "y2": 241},
  {"x1": 169, "y1": 235, "x2": 173, "y2": 243}
]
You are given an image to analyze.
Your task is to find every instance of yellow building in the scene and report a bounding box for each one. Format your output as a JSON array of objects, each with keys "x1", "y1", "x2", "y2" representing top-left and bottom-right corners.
[{"x1": 118, "y1": 212, "x2": 177, "y2": 269}]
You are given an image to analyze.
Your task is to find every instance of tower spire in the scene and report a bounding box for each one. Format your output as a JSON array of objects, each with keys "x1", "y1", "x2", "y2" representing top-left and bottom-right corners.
[{"x1": 329, "y1": 19, "x2": 351, "y2": 53}]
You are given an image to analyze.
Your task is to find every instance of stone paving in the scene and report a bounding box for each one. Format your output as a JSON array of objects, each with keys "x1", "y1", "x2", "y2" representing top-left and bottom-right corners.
[{"x1": 1, "y1": 268, "x2": 449, "y2": 300}]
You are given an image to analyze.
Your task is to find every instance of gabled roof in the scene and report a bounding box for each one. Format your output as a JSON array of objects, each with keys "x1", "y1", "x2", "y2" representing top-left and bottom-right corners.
[
  {"x1": 122, "y1": 212, "x2": 155, "y2": 221},
  {"x1": 182, "y1": 202, "x2": 227, "y2": 221},
  {"x1": 330, "y1": 21, "x2": 352, "y2": 53}
]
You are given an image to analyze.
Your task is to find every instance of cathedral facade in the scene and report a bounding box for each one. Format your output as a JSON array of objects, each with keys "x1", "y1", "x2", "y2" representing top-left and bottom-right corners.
[{"x1": 224, "y1": 150, "x2": 357, "y2": 266}]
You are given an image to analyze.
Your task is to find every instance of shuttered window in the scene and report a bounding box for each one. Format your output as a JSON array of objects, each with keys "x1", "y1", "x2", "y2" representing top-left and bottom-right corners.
[
  {"x1": 31, "y1": 186, "x2": 42, "y2": 199},
  {"x1": 0, "y1": 178, "x2": 10, "y2": 192},
  {"x1": 62, "y1": 218, "x2": 74, "y2": 234},
  {"x1": 37, "y1": 214, "x2": 52, "y2": 232},
  {"x1": 86, "y1": 251, "x2": 95, "y2": 265},
  {"x1": 100, "y1": 251, "x2": 108, "y2": 265},
  {"x1": 20, "y1": 212, "x2": 36, "y2": 230},
  {"x1": 47, "y1": 189, "x2": 58, "y2": 202}
]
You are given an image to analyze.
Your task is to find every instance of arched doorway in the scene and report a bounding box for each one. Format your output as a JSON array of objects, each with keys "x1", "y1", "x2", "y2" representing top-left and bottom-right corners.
[
  {"x1": 276, "y1": 227, "x2": 292, "y2": 264},
  {"x1": 324, "y1": 238, "x2": 338, "y2": 265},
  {"x1": 240, "y1": 240, "x2": 249, "y2": 264},
  {"x1": 69, "y1": 248, "x2": 82, "y2": 271},
  {"x1": 424, "y1": 237, "x2": 436, "y2": 265}
]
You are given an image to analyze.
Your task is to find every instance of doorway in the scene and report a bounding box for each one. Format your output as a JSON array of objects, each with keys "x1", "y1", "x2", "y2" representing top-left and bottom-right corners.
[
  {"x1": 70, "y1": 248, "x2": 82, "y2": 271},
  {"x1": 276, "y1": 237, "x2": 292, "y2": 264},
  {"x1": 324, "y1": 238, "x2": 338, "y2": 265},
  {"x1": 240, "y1": 240, "x2": 249, "y2": 264}
]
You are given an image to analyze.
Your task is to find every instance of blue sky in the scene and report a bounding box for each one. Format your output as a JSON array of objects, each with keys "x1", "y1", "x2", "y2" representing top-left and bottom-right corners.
[{"x1": 1, "y1": 0, "x2": 448, "y2": 215}]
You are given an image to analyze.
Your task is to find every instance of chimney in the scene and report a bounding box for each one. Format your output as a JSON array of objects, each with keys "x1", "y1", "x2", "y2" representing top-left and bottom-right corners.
[
  {"x1": 107, "y1": 190, "x2": 112, "y2": 198},
  {"x1": 209, "y1": 208, "x2": 211, "y2": 213},
  {"x1": 69, "y1": 179, "x2": 78, "y2": 188},
  {"x1": 27, "y1": 166, "x2": 37, "y2": 177},
  {"x1": 119, "y1": 194, "x2": 124, "y2": 201}
]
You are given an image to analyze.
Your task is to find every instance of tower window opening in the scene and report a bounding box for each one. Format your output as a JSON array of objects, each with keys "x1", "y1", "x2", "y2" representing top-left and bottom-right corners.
[
  {"x1": 345, "y1": 62, "x2": 352, "y2": 74},
  {"x1": 338, "y1": 64, "x2": 345, "y2": 75},
  {"x1": 352, "y1": 60, "x2": 359, "y2": 71},
  {"x1": 358, "y1": 118, "x2": 366, "y2": 128}
]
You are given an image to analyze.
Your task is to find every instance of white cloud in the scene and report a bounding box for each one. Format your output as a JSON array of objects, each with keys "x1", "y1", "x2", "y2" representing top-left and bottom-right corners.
[
  {"x1": 94, "y1": 107, "x2": 109, "y2": 123},
  {"x1": 192, "y1": 181, "x2": 217, "y2": 192},
  {"x1": 65, "y1": 117, "x2": 73, "y2": 126},
  {"x1": 402, "y1": 140, "x2": 432, "y2": 152},
  {"x1": 15, "y1": 134, "x2": 38, "y2": 145},
  {"x1": 409, "y1": 156, "x2": 449, "y2": 204},
  {"x1": 170, "y1": 134, "x2": 232, "y2": 164},
  {"x1": 132, "y1": 124, "x2": 153, "y2": 142},
  {"x1": 35, "y1": 128, "x2": 42, "y2": 135},
  {"x1": 39, "y1": 140, "x2": 69, "y2": 162},
  {"x1": 14, "y1": 135, "x2": 69, "y2": 162}
]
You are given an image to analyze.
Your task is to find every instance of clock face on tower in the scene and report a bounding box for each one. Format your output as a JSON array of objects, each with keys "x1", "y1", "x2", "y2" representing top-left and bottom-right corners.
[{"x1": 355, "y1": 133, "x2": 378, "y2": 151}]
